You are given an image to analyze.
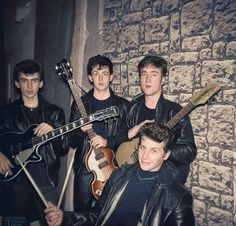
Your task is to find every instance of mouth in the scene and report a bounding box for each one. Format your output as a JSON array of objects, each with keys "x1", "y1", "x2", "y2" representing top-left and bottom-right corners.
[{"x1": 141, "y1": 160, "x2": 149, "y2": 165}]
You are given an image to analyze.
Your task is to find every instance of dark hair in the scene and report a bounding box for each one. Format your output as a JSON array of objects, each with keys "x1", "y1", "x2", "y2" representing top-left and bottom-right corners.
[
  {"x1": 87, "y1": 54, "x2": 113, "y2": 75},
  {"x1": 139, "y1": 122, "x2": 174, "y2": 152},
  {"x1": 13, "y1": 59, "x2": 44, "y2": 82},
  {"x1": 138, "y1": 55, "x2": 168, "y2": 77}
]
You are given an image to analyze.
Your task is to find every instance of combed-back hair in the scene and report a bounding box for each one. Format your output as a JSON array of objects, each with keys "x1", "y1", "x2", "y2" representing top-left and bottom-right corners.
[
  {"x1": 87, "y1": 54, "x2": 113, "y2": 75},
  {"x1": 138, "y1": 55, "x2": 168, "y2": 77},
  {"x1": 139, "y1": 122, "x2": 174, "y2": 152}
]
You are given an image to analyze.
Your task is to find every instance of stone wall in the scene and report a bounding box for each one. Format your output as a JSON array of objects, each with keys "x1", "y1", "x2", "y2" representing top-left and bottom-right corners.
[{"x1": 102, "y1": 0, "x2": 236, "y2": 225}]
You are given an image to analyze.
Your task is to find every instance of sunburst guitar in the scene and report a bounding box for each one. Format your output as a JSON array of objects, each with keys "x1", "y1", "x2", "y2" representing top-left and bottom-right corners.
[{"x1": 116, "y1": 81, "x2": 221, "y2": 166}]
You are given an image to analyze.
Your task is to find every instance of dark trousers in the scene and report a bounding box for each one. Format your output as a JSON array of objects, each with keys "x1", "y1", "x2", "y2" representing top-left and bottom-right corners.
[
  {"x1": 74, "y1": 168, "x2": 96, "y2": 212},
  {"x1": 0, "y1": 182, "x2": 58, "y2": 226}
]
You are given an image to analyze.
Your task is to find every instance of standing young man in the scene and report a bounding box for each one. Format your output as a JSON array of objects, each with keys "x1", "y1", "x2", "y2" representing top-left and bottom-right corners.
[
  {"x1": 45, "y1": 122, "x2": 195, "y2": 226},
  {"x1": 69, "y1": 55, "x2": 130, "y2": 211},
  {"x1": 0, "y1": 59, "x2": 69, "y2": 225},
  {"x1": 126, "y1": 55, "x2": 197, "y2": 184}
]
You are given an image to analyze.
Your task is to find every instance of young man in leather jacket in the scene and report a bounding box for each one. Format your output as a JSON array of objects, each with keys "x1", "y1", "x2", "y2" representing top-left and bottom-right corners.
[
  {"x1": 45, "y1": 122, "x2": 195, "y2": 226},
  {"x1": 126, "y1": 55, "x2": 197, "y2": 184},
  {"x1": 69, "y1": 55, "x2": 130, "y2": 212},
  {"x1": 0, "y1": 59, "x2": 69, "y2": 225}
]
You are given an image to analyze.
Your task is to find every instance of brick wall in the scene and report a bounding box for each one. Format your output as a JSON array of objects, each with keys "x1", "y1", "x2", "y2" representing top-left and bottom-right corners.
[{"x1": 102, "y1": 0, "x2": 236, "y2": 225}]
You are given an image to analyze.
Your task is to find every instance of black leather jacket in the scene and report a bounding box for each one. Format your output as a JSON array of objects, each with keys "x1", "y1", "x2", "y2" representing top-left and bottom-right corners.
[
  {"x1": 0, "y1": 95, "x2": 69, "y2": 186},
  {"x1": 128, "y1": 94, "x2": 197, "y2": 183},
  {"x1": 63, "y1": 163, "x2": 195, "y2": 226},
  {"x1": 70, "y1": 89, "x2": 130, "y2": 172}
]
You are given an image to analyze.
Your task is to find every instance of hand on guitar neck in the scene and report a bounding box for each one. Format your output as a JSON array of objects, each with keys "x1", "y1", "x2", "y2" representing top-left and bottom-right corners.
[{"x1": 81, "y1": 124, "x2": 108, "y2": 149}]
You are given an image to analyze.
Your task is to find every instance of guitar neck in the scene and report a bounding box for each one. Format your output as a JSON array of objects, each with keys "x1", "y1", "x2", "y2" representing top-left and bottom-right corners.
[
  {"x1": 68, "y1": 79, "x2": 96, "y2": 139},
  {"x1": 31, "y1": 115, "x2": 95, "y2": 146},
  {"x1": 165, "y1": 102, "x2": 194, "y2": 129},
  {"x1": 68, "y1": 80, "x2": 87, "y2": 117}
]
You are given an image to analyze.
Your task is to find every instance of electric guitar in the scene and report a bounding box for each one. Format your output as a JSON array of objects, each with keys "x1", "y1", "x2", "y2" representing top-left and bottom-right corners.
[
  {"x1": 56, "y1": 59, "x2": 118, "y2": 199},
  {"x1": 116, "y1": 81, "x2": 221, "y2": 166},
  {"x1": 0, "y1": 106, "x2": 119, "y2": 182}
]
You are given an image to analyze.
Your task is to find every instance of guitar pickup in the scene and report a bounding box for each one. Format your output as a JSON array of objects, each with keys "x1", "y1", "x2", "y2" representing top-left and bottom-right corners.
[
  {"x1": 95, "y1": 152, "x2": 105, "y2": 160},
  {"x1": 98, "y1": 161, "x2": 108, "y2": 169}
]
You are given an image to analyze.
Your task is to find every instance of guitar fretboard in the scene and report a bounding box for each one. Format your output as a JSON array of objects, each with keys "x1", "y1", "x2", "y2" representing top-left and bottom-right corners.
[
  {"x1": 68, "y1": 79, "x2": 96, "y2": 139},
  {"x1": 166, "y1": 102, "x2": 194, "y2": 129},
  {"x1": 31, "y1": 115, "x2": 94, "y2": 146}
]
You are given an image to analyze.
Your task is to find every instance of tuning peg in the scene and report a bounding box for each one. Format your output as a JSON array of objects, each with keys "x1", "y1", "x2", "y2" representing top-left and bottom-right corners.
[{"x1": 208, "y1": 97, "x2": 216, "y2": 105}]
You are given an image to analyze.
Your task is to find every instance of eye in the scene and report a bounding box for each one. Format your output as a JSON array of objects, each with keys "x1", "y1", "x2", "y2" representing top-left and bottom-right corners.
[
  {"x1": 151, "y1": 148, "x2": 162, "y2": 153},
  {"x1": 139, "y1": 145, "x2": 145, "y2": 151},
  {"x1": 103, "y1": 72, "x2": 109, "y2": 76},
  {"x1": 19, "y1": 78, "x2": 27, "y2": 83},
  {"x1": 151, "y1": 73, "x2": 158, "y2": 77}
]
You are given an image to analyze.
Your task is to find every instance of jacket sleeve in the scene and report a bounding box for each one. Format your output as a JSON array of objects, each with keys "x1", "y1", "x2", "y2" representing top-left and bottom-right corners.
[
  {"x1": 170, "y1": 192, "x2": 195, "y2": 226},
  {"x1": 169, "y1": 114, "x2": 197, "y2": 164},
  {"x1": 106, "y1": 99, "x2": 131, "y2": 151}
]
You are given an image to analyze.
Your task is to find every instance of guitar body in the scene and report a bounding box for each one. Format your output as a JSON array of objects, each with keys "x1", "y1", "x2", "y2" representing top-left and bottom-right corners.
[
  {"x1": 0, "y1": 125, "x2": 41, "y2": 181},
  {"x1": 116, "y1": 138, "x2": 139, "y2": 166},
  {"x1": 0, "y1": 107, "x2": 118, "y2": 182},
  {"x1": 85, "y1": 142, "x2": 117, "y2": 199}
]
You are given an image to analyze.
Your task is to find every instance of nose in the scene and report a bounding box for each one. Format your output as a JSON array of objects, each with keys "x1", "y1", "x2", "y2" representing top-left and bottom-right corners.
[
  {"x1": 145, "y1": 74, "x2": 151, "y2": 82},
  {"x1": 27, "y1": 80, "x2": 33, "y2": 88},
  {"x1": 98, "y1": 73, "x2": 103, "y2": 81},
  {"x1": 141, "y1": 149, "x2": 149, "y2": 159}
]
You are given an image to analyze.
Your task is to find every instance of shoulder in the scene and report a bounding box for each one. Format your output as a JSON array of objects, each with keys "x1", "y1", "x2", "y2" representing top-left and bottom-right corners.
[
  {"x1": 112, "y1": 92, "x2": 130, "y2": 104},
  {"x1": 166, "y1": 179, "x2": 193, "y2": 209},
  {"x1": 39, "y1": 96, "x2": 64, "y2": 113},
  {"x1": 161, "y1": 96, "x2": 182, "y2": 110},
  {"x1": 110, "y1": 163, "x2": 136, "y2": 181},
  {"x1": 160, "y1": 165, "x2": 193, "y2": 201},
  {"x1": 0, "y1": 99, "x2": 21, "y2": 114}
]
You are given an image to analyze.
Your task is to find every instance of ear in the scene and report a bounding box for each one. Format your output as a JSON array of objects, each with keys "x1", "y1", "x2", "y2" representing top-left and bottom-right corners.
[
  {"x1": 109, "y1": 74, "x2": 114, "y2": 82},
  {"x1": 88, "y1": 75, "x2": 93, "y2": 83},
  {"x1": 161, "y1": 76, "x2": 165, "y2": 86},
  {"x1": 14, "y1": 81, "x2": 20, "y2": 89},
  {"x1": 163, "y1": 151, "x2": 171, "y2": 160},
  {"x1": 39, "y1": 81, "x2": 44, "y2": 88}
]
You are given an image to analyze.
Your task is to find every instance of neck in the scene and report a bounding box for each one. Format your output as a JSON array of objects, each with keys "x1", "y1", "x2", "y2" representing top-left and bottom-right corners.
[
  {"x1": 144, "y1": 92, "x2": 161, "y2": 109},
  {"x1": 22, "y1": 96, "x2": 39, "y2": 108},
  {"x1": 93, "y1": 89, "x2": 110, "y2": 100}
]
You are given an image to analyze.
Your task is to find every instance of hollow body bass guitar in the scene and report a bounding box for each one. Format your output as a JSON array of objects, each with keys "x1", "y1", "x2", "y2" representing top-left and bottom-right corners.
[
  {"x1": 0, "y1": 106, "x2": 119, "y2": 182},
  {"x1": 56, "y1": 59, "x2": 118, "y2": 199}
]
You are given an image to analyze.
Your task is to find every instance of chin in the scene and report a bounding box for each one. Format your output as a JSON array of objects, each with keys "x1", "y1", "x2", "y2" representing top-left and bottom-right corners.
[{"x1": 140, "y1": 164, "x2": 150, "y2": 171}]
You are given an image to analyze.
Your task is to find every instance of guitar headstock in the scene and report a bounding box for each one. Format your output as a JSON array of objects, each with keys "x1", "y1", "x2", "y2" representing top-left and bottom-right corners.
[
  {"x1": 190, "y1": 81, "x2": 221, "y2": 106},
  {"x1": 93, "y1": 106, "x2": 119, "y2": 121},
  {"x1": 55, "y1": 59, "x2": 73, "y2": 81}
]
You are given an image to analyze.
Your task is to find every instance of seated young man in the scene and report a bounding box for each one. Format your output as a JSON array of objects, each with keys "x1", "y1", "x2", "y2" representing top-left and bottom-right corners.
[{"x1": 45, "y1": 122, "x2": 195, "y2": 226}]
